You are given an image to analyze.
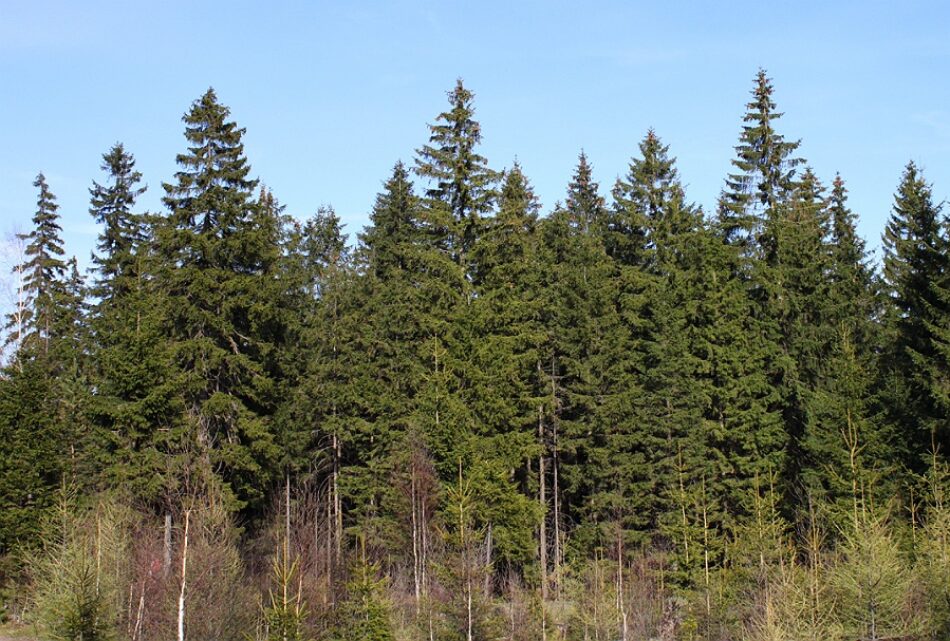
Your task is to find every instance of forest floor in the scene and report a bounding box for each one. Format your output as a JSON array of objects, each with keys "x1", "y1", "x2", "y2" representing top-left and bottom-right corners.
[{"x1": 0, "y1": 623, "x2": 37, "y2": 641}]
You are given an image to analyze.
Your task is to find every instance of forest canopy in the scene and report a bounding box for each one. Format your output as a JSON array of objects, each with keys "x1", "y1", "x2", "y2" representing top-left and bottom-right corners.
[{"x1": 2, "y1": 71, "x2": 950, "y2": 641}]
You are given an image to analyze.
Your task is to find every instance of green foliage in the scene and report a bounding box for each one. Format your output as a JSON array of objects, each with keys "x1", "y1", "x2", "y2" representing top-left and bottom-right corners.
[
  {"x1": 466, "y1": 163, "x2": 544, "y2": 568},
  {"x1": 880, "y1": 162, "x2": 950, "y2": 471},
  {"x1": 6, "y1": 69, "x2": 950, "y2": 641},
  {"x1": 28, "y1": 497, "x2": 131, "y2": 641},
  {"x1": 327, "y1": 554, "x2": 394, "y2": 641},
  {"x1": 718, "y1": 68, "x2": 803, "y2": 250},
  {"x1": 156, "y1": 88, "x2": 283, "y2": 511},
  {"x1": 435, "y1": 472, "x2": 502, "y2": 641},
  {"x1": 263, "y1": 553, "x2": 310, "y2": 641},
  {"x1": 415, "y1": 78, "x2": 499, "y2": 264},
  {"x1": 88, "y1": 143, "x2": 148, "y2": 300},
  {"x1": 830, "y1": 515, "x2": 920, "y2": 641}
]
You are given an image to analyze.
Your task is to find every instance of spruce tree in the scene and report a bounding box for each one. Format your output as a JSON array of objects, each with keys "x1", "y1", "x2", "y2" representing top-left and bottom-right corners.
[
  {"x1": 542, "y1": 154, "x2": 638, "y2": 550},
  {"x1": 466, "y1": 163, "x2": 544, "y2": 569},
  {"x1": 415, "y1": 78, "x2": 499, "y2": 265},
  {"x1": 0, "y1": 175, "x2": 87, "y2": 552},
  {"x1": 880, "y1": 162, "x2": 950, "y2": 469},
  {"x1": 156, "y1": 88, "x2": 282, "y2": 510},
  {"x1": 804, "y1": 175, "x2": 886, "y2": 521},
  {"x1": 83, "y1": 144, "x2": 179, "y2": 503},
  {"x1": 611, "y1": 131, "x2": 707, "y2": 538},
  {"x1": 5, "y1": 174, "x2": 69, "y2": 358},
  {"x1": 329, "y1": 554, "x2": 395, "y2": 641},
  {"x1": 356, "y1": 162, "x2": 467, "y2": 555},
  {"x1": 88, "y1": 143, "x2": 148, "y2": 300},
  {"x1": 718, "y1": 69, "x2": 803, "y2": 252}
]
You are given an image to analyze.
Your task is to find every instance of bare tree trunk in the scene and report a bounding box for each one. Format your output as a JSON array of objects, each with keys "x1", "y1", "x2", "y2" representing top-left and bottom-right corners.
[
  {"x1": 411, "y1": 463, "x2": 421, "y2": 614},
  {"x1": 326, "y1": 485, "x2": 334, "y2": 605},
  {"x1": 178, "y1": 510, "x2": 191, "y2": 641},
  {"x1": 538, "y1": 403, "x2": 548, "y2": 641},
  {"x1": 552, "y1": 415, "x2": 562, "y2": 601},
  {"x1": 484, "y1": 522, "x2": 493, "y2": 597},
  {"x1": 616, "y1": 530, "x2": 628, "y2": 641},
  {"x1": 538, "y1": 404, "x2": 548, "y2": 603},
  {"x1": 593, "y1": 548, "x2": 601, "y2": 641},
  {"x1": 163, "y1": 513, "x2": 173, "y2": 578},
  {"x1": 702, "y1": 478, "x2": 711, "y2": 619}
]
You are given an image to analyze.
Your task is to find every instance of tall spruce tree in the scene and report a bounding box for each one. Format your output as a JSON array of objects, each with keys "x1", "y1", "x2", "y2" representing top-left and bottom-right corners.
[
  {"x1": 84, "y1": 144, "x2": 177, "y2": 502},
  {"x1": 0, "y1": 175, "x2": 87, "y2": 552},
  {"x1": 156, "y1": 88, "x2": 282, "y2": 510},
  {"x1": 88, "y1": 143, "x2": 148, "y2": 300},
  {"x1": 542, "y1": 154, "x2": 638, "y2": 552},
  {"x1": 718, "y1": 69, "x2": 803, "y2": 253},
  {"x1": 880, "y1": 162, "x2": 950, "y2": 469},
  {"x1": 5, "y1": 174, "x2": 69, "y2": 357},
  {"x1": 611, "y1": 131, "x2": 706, "y2": 538},
  {"x1": 415, "y1": 78, "x2": 499, "y2": 266},
  {"x1": 803, "y1": 175, "x2": 886, "y2": 522},
  {"x1": 356, "y1": 162, "x2": 468, "y2": 557},
  {"x1": 467, "y1": 163, "x2": 544, "y2": 569}
]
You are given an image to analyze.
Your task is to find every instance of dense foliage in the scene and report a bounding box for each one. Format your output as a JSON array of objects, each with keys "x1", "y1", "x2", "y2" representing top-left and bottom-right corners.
[{"x1": 2, "y1": 71, "x2": 950, "y2": 640}]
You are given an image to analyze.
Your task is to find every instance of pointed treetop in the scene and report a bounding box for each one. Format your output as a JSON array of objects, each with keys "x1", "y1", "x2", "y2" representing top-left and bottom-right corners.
[
  {"x1": 566, "y1": 151, "x2": 607, "y2": 234},
  {"x1": 24, "y1": 173, "x2": 67, "y2": 282},
  {"x1": 829, "y1": 173, "x2": 864, "y2": 258},
  {"x1": 614, "y1": 129, "x2": 692, "y2": 224},
  {"x1": 89, "y1": 142, "x2": 147, "y2": 295},
  {"x1": 882, "y1": 162, "x2": 946, "y2": 304},
  {"x1": 497, "y1": 161, "x2": 540, "y2": 224},
  {"x1": 361, "y1": 161, "x2": 425, "y2": 278},
  {"x1": 162, "y1": 88, "x2": 258, "y2": 246},
  {"x1": 718, "y1": 69, "x2": 804, "y2": 245},
  {"x1": 414, "y1": 78, "x2": 499, "y2": 259},
  {"x1": 5, "y1": 174, "x2": 71, "y2": 356}
]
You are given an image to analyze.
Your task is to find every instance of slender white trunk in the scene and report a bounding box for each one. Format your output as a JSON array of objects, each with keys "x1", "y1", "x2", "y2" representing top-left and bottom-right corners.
[
  {"x1": 411, "y1": 465, "x2": 421, "y2": 612},
  {"x1": 538, "y1": 403, "x2": 548, "y2": 641},
  {"x1": 178, "y1": 510, "x2": 190, "y2": 641},
  {"x1": 617, "y1": 532, "x2": 627, "y2": 641},
  {"x1": 484, "y1": 523, "x2": 493, "y2": 597},
  {"x1": 163, "y1": 513, "x2": 173, "y2": 577}
]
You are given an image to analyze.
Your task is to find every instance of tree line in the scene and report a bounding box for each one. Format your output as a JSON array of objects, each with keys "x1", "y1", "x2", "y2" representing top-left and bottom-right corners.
[{"x1": 2, "y1": 70, "x2": 950, "y2": 640}]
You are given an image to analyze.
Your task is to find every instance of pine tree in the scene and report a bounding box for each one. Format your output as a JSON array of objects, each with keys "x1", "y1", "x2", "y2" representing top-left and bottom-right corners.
[{"x1": 156, "y1": 88, "x2": 282, "y2": 510}]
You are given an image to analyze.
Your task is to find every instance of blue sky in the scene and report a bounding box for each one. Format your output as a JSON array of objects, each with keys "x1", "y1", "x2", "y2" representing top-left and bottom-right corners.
[{"x1": 1, "y1": 0, "x2": 949, "y2": 275}]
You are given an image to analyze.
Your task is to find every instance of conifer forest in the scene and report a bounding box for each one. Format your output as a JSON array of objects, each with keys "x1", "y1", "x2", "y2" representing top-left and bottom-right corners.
[{"x1": 5, "y1": 70, "x2": 950, "y2": 641}]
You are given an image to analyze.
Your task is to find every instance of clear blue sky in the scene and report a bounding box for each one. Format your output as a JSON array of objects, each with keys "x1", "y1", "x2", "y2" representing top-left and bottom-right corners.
[{"x1": 2, "y1": 0, "x2": 949, "y2": 271}]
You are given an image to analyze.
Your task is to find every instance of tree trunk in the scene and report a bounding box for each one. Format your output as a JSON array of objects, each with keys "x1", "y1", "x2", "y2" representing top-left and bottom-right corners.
[
  {"x1": 178, "y1": 510, "x2": 190, "y2": 641},
  {"x1": 163, "y1": 513, "x2": 173, "y2": 578}
]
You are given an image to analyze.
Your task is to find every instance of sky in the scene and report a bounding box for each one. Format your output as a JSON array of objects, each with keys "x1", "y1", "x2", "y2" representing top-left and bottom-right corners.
[{"x1": 1, "y1": 0, "x2": 949, "y2": 286}]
